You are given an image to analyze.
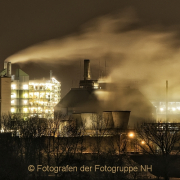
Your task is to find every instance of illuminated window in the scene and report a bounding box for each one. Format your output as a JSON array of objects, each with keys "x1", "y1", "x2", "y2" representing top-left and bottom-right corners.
[
  {"x1": 23, "y1": 85, "x2": 28, "y2": 90},
  {"x1": 11, "y1": 100, "x2": 14, "y2": 104},
  {"x1": 172, "y1": 107, "x2": 176, "y2": 111},
  {"x1": 23, "y1": 108, "x2": 28, "y2": 112},
  {"x1": 11, "y1": 93, "x2": 16, "y2": 98},
  {"x1": 24, "y1": 93, "x2": 28, "y2": 98},
  {"x1": 160, "y1": 108, "x2": 164, "y2": 111},
  {"x1": 11, "y1": 84, "x2": 16, "y2": 89},
  {"x1": 24, "y1": 100, "x2": 27, "y2": 104},
  {"x1": 11, "y1": 108, "x2": 15, "y2": 113}
]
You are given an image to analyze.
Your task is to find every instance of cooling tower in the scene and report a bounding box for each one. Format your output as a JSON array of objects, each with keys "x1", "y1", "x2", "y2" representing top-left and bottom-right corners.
[
  {"x1": 102, "y1": 111, "x2": 114, "y2": 129},
  {"x1": 112, "y1": 111, "x2": 130, "y2": 129},
  {"x1": 70, "y1": 113, "x2": 82, "y2": 128},
  {"x1": 81, "y1": 113, "x2": 98, "y2": 130},
  {"x1": 84, "y1": 59, "x2": 91, "y2": 80}
]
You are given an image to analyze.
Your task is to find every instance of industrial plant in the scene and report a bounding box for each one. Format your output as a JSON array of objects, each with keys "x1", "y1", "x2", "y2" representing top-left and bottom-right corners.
[
  {"x1": 0, "y1": 62, "x2": 61, "y2": 122},
  {"x1": 55, "y1": 59, "x2": 155, "y2": 137},
  {"x1": 0, "y1": 59, "x2": 178, "y2": 134}
]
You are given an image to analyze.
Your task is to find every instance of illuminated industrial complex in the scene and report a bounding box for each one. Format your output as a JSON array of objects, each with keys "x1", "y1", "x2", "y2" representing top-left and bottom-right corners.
[{"x1": 0, "y1": 62, "x2": 61, "y2": 120}]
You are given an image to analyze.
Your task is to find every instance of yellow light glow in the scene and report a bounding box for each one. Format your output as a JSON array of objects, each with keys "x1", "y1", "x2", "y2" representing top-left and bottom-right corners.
[
  {"x1": 128, "y1": 132, "x2": 134, "y2": 138},
  {"x1": 11, "y1": 108, "x2": 15, "y2": 113},
  {"x1": 24, "y1": 93, "x2": 28, "y2": 98},
  {"x1": 11, "y1": 100, "x2": 14, "y2": 104},
  {"x1": 172, "y1": 107, "x2": 176, "y2": 111},
  {"x1": 24, "y1": 100, "x2": 27, "y2": 104},
  {"x1": 160, "y1": 108, "x2": 164, "y2": 111},
  {"x1": 11, "y1": 93, "x2": 16, "y2": 98},
  {"x1": 141, "y1": 141, "x2": 145, "y2": 144},
  {"x1": 24, "y1": 108, "x2": 28, "y2": 112},
  {"x1": 23, "y1": 85, "x2": 28, "y2": 90},
  {"x1": 11, "y1": 84, "x2": 16, "y2": 89}
]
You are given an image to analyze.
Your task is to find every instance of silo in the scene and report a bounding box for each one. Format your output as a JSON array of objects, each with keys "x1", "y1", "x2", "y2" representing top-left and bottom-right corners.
[
  {"x1": 70, "y1": 113, "x2": 82, "y2": 128},
  {"x1": 102, "y1": 111, "x2": 114, "y2": 129},
  {"x1": 81, "y1": 113, "x2": 98, "y2": 130},
  {"x1": 112, "y1": 111, "x2": 130, "y2": 129}
]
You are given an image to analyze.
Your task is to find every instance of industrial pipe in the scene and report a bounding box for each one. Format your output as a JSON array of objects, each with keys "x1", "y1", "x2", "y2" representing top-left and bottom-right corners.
[{"x1": 7, "y1": 62, "x2": 11, "y2": 77}]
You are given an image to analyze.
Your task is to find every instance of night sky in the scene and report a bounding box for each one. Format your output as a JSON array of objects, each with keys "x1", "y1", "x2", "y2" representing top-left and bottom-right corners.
[{"x1": 1, "y1": 1, "x2": 180, "y2": 98}]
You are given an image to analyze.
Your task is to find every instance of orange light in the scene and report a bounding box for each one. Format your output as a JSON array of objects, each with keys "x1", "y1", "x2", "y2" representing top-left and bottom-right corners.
[
  {"x1": 141, "y1": 141, "x2": 145, "y2": 144},
  {"x1": 128, "y1": 132, "x2": 134, "y2": 138}
]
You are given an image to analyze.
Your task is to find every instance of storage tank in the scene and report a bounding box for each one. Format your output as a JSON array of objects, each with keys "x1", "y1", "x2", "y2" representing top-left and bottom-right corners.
[
  {"x1": 81, "y1": 113, "x2": 98, "y2": 130},
  {"x1": 102, "y1": 111, "x2": 114, "y2": 129},
  {"x1": 70, "y1": 113, "x2": 82, "y2": 128},
  {"x1": 112, "y1": 111, "x2": 130, "y2": 129}
]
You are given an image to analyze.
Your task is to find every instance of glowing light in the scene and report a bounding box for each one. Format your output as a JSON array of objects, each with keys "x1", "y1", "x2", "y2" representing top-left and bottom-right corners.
[
  {"x1": 11, "y1": 100, "x2": 14, "y2": 104},
  {"x1": 11, "y1": 84, "x2": 16, "y2": 89},
  {"x1": 24, "y1": 100, "x2": 27, "y2": 104},
  {"x1": 141, "y1": 141, "x2": 145, "y2": 144},
  {"x1": 1, "y1": 129, "x2": 4, "y2": 133},
  {"x1": 24, "y1": 93, "x2": 28, "y2": 98},
  {"x1": 23, "y1": 108, "x2": 28, "y2": 112},
  {"x1": 23, "y1": 84, "x2": 28, "y2": 90},
  {"x1": 177, "y1": 107, "x2": 180, "y2": 110},
  {"x1": 172, "y1": 107, "x2": 176, "y2": 111},
  {"x1": 128, "y1": 132, "x2": 134, "y2": 138},
  {"x1": 160, "y1": 108, "x2": 164, "y2": 111},
  {"x1": 11, "y1": 108, "x2": 15, "y2": 113},
  {"x1": 11, "y1": 93, "x2": 16, "y2": 98}
]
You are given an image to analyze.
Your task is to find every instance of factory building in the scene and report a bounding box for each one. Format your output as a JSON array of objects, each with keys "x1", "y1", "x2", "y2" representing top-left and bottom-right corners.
[
  {"x1": 0, "y1": 62, "x2": 61, "y2": 120},
  {"x1": 152, "y1": 100, "x2": 180, "y2": 122},
  {"x1": 55, "y1": 59, "x2": 154, "y2": 133}
]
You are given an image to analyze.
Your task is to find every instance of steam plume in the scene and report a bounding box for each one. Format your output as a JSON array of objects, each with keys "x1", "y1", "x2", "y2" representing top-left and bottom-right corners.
[{"x1": 5, "y1": 9, "x2": 180, "y2": 99}]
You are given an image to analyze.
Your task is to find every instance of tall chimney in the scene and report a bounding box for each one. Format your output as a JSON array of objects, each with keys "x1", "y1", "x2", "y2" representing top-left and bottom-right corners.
[
  {"x1": 84, "y1": 59, "x2": 91, "y2": 80},
  {"x1": 7, "y1": 62, "x2": 11, "y2": 77},
  {"x1": 50, "y1": 70, "x2": 53, "y2": 79},
  {"x1": 4, "y1": 62, "x2": 7, "y2": 70},
  {"x1": 166, "y1": 80, "x2": 168, "y2": 122}
]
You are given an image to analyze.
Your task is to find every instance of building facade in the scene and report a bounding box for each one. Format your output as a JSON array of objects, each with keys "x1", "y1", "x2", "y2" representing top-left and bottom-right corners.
[
  {"x1": 0, "y1": 62, "x2": 61, "y2": 120},
  {"x1": 11, "y1": 69, "x2": 61, "y2": 119}
]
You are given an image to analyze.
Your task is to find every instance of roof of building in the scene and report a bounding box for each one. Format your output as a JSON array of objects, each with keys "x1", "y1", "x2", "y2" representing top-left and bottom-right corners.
[
  {"x1": 56, "y1": 88, "x2": 99, "y2": 108},
  {"x1": 15, "y1": 69, "x2": 29, "y2": 77},
  {"x1": 0, "y1": 69, "x2": 7, "y2": 77},
  {"x1": 55, "y1": 86, "x2": 154, "y2": 112}
]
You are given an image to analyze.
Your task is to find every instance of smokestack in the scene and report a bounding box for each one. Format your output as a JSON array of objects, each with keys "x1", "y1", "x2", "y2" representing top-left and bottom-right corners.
[
  {"x1": 50, "y1": 70, "x2": 53, "y2": 79},
  {"x1": 7, "y1": 62, "x2": 11, "y2": 77},
  {"x1": 166, "y1": 80, "x2": 168, "y2": 122},
  {"x1": 4, "y1": 62, "x2": 7, "y2": 70},
  {"x1": 84, "y1": 59, "x2": 91, "y2": 80}
]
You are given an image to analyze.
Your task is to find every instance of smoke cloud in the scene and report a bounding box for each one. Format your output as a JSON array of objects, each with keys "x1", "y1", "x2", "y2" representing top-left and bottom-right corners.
[{"x1": 5, "y1": 9, "x2": 180, "y2": 99}]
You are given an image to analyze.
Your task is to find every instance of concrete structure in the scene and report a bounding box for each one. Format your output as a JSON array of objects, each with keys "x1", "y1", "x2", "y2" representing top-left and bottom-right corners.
[
  {"x1": 55, "y1": 59, "x2": 154, "y2": 134},
  {"x1": 112, "y1": 111, "x2": 130, "y2": 129}
]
